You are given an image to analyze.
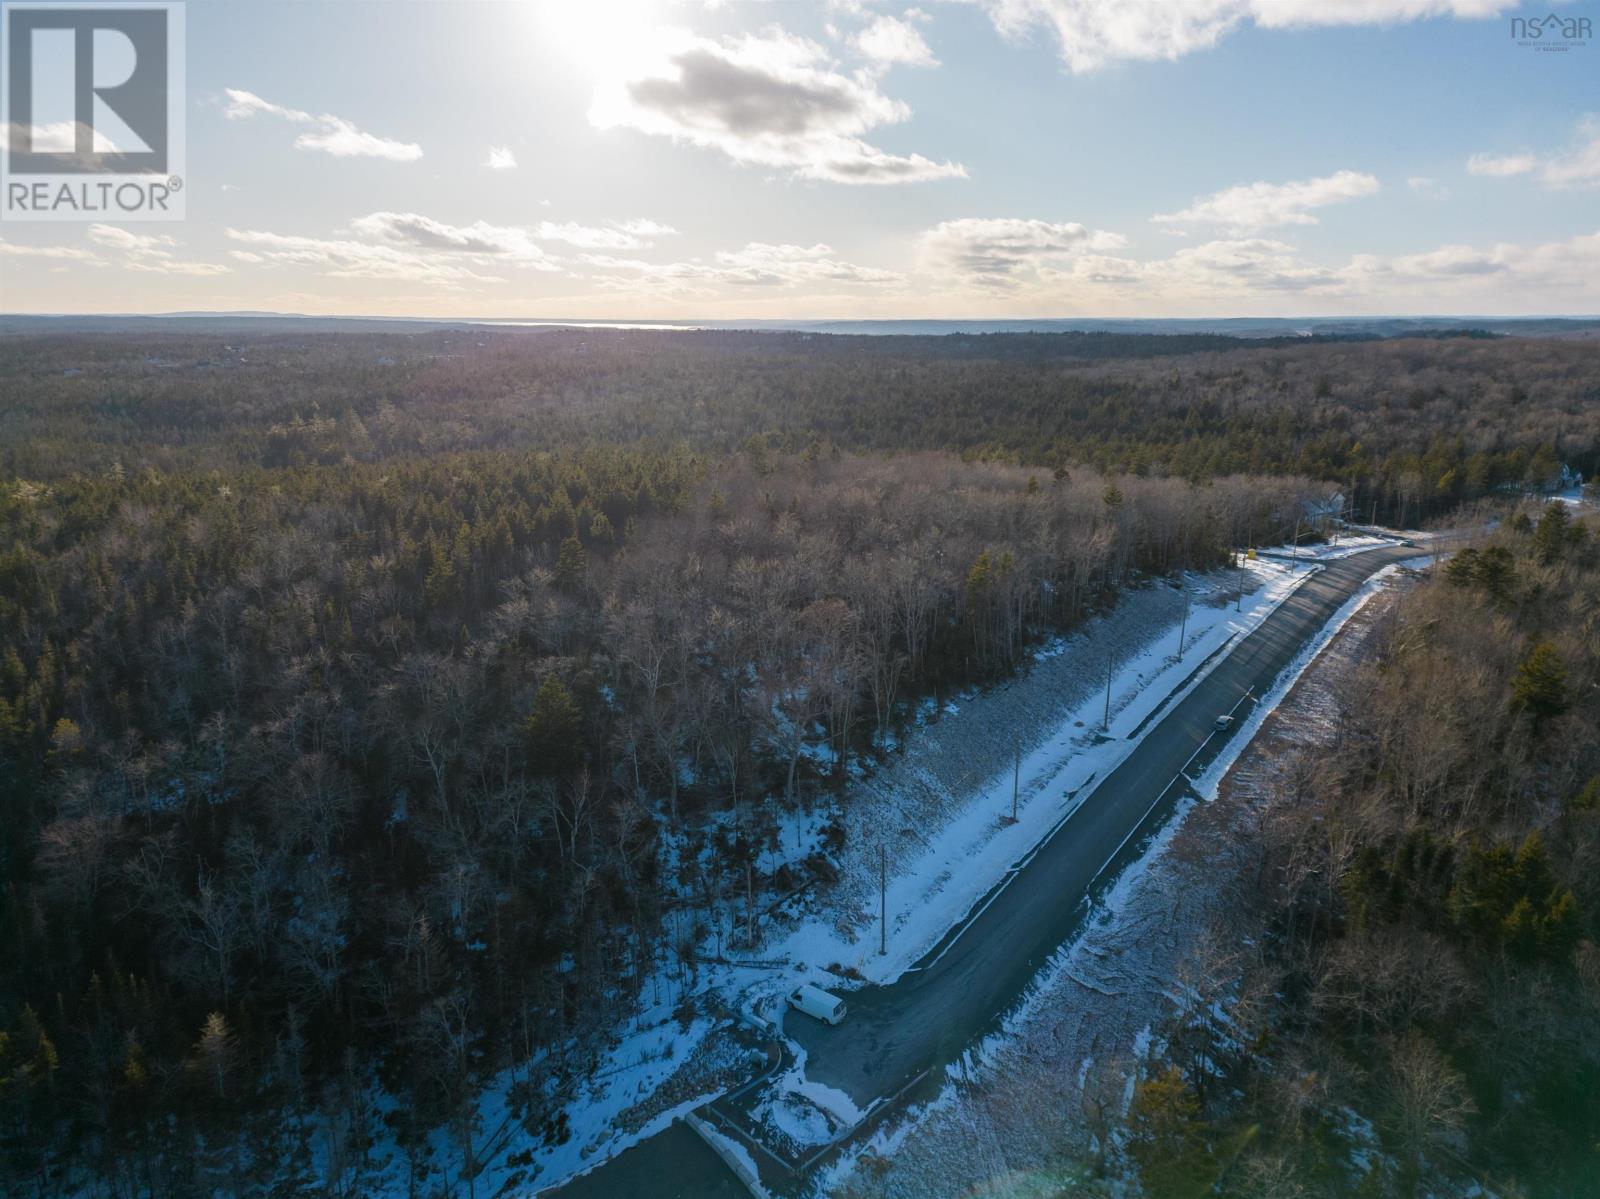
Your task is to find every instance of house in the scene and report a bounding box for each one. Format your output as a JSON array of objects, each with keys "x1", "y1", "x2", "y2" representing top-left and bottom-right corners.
[{"x1": 1301, "y1": 490, "x2": 1346, "y2": 527}]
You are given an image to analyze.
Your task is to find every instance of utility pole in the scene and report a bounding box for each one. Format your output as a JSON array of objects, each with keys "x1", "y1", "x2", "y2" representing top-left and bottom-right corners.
[
  {"x1": 1011, "y1": 736, "x2": 1020, "y2": 823},
  {"x1": 1236, "y1": 554, "x2": 1244, "y2": 612},
  {"x1": 1291, "y1": 516, "x2": 1301, "y2": 570},
  {"x1": 1176, "y1": 591, "x2": 1188, "y2": 659},
  {"x1": 878, "y1": 845, "x2": 887, "y2": 956},
  {"x1": 1103, "y1": 651, "x2": 1114, "y2": 729}
]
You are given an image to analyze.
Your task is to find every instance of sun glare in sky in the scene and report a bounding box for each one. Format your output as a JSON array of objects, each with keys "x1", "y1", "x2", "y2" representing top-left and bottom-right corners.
[{"x1": 0, "y1": 0, "x2": 1595, "y2": 318}]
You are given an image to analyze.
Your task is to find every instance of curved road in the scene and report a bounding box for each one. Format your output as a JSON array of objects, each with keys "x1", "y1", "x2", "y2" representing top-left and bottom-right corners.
[{"x1": 555, "y1": 539, "x2": 1442, "y2": 1195}]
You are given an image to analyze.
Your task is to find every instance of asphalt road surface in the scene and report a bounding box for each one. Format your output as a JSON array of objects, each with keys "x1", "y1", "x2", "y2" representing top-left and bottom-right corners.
[
  {"x1": 788, "y1": 542, "x2": 1439, "y2": 1105},
  {"x1": 549, "y1": 1122, "x2": 751, "y2": 1199},
  {"x1": 552, "y1": 540, "x2": 1442, "y2": 1195}
]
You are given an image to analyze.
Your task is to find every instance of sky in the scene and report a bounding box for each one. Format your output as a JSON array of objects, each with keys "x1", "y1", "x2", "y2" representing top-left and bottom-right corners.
[{"x1": 1, "y1": 0, "x2": 1597, "y2": 319}]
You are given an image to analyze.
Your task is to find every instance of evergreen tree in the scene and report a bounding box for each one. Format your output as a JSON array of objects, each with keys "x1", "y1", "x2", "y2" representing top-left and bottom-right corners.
[
  {"x1": 524, "y1": 674, "x2": 583, "y2": 775},
  {"x1": 554, "y1": 534, "x2": 588, "y2": 591},
  {"x1": 1126, "y1": 1067, "x2": 1217, "y2": 1199},
  {"x1": 1512, "y1": 641, "x2": 1569, "y2": 720},
  {"x1": 191, "y1": 1012, "x2": 236, "y2": 1100},
  {"x1": 1533, "y1": 502, "x2": 1573, "y2": 565}
]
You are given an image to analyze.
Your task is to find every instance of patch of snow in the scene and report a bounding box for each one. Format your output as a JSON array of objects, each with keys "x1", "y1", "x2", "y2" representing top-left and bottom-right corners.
[
  {"x1": 696, "y1": 1123, "x2": 771, "y2": 1198},
  {"x1": 1191, "y1": 553, "x2": 1442, "y2": 800},
  {"x1": 756, "y1": 1090, "x2": 835, "y2": 1148},
  {"x1": 1130, "y1": 1024, "x2": 1152, "y2": 1062},
  {"x1": 770, "y1": 555, "x2": 1326, "y2": 987}
]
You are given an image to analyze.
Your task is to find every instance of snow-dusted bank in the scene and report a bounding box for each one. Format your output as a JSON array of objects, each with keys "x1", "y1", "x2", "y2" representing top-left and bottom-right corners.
[
  {"x1": 769, "y1": 553, "x2": 1327, "y2": 987},
  {"x1": 817, "y1": 550, "x2": 1444, "y2": 1199}
]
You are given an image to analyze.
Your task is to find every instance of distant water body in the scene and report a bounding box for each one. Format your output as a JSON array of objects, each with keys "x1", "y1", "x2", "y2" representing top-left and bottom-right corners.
[
  {"x1": 475, "y1": 316, "x2": 1600, "y2": 338},
  {"x1": 6, "y1": 313, "x2": 1597, "y2": 338}
]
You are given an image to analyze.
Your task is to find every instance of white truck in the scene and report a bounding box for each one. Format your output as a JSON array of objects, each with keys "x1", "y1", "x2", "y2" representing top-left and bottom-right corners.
[{"x1": 787, "y1": 983, "x2": 848, "y2": 1025}]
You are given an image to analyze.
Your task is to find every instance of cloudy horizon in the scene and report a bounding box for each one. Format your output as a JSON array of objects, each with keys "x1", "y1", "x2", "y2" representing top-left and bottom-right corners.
[{"x1": 1, "y1": 0, "x2": 1597, "y2": 319}]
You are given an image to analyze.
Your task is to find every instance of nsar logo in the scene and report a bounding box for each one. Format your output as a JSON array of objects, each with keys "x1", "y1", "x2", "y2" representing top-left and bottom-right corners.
[{"x1": 1510, "y1": 11, "x2": 1592, "y2": 50}]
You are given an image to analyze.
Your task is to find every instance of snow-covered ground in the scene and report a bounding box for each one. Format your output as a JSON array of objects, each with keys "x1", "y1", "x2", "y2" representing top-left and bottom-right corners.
[
  {"x1": 693, "y1": 1119, "x2": 772, "y2": 1198},
  {"x1": 749, "y1": 1039, "x2": 862, "y2": 1159},
  {"x1": 1253, "y1": 531, "x2": 1396, "y2": 561},
  {"x1": 820, "y1": 556, "x2": 1432, "y2": 1199},
  {"x1": 765, "y1": 554, "x2": 1328, "y2": 988},
  {"x1": 1551, "y1": 484, "x2": 1594, "y2": 510}
]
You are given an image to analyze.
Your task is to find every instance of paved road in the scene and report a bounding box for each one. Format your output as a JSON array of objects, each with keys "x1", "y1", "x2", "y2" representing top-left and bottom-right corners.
[
  {"x1": 548, "y1": 1122, "x2": 751, "y2": 1199},
  {"x1": 550, "y1": 540, "x2": 1442, "y2": 1194},
  {"x1": 789, "y1": 541, "x2": 1439, "y2": 1104}
]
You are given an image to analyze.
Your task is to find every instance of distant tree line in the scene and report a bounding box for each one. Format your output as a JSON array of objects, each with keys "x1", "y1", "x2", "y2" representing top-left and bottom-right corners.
[{"x1": 3, "y1": 329, "x2": 1597, "y2": 527}]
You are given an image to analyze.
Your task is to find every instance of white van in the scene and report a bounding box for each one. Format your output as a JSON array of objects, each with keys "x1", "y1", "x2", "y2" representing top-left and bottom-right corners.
[{"x1": 787, "y1": 984, "x2": 848, "y2": 1025}]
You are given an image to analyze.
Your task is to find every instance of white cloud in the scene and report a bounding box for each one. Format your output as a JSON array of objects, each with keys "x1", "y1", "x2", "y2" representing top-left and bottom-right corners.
[
  {"x1": 534, "y1": 219, "x2": 678, "y2": 248},
  {"x1": 1028, "y1": 236, "x2": 1345, "y2": 297},
  {"x1": 1467, "y1": 151, "x2": 1536, "y2": 177},
  {"x1": 84, "y1": 223, "x2": 231, "y2": 276},
  {"x1": 589, "y1": 26, "x2": 964, "y2": 183},
  {"x1": 718, "y1": 241, "x2": 900, "y2": 283},
  {"x1": 225, "y1": 211, "x2": 695, "y2": 290},
  {"x1": 0, "y1": 239, "x2": 102, "y2": 263},
  {"x1": 226, "y1": 227, "x2": 507, "y2": 286},
  {"x1": 86, "y1": 225, "x2": 169, "y2": 254},
  {"x1": 1157, "y1": 237, "x2": 1340, "y2": 291},
  {"x1": 297, "y1": 120, "x2": 421, "y2": 161},
  {"x1": 918, "y1": 216, "x2": 1127, "y2": 287},
  {"x1": 0, "y1": 120, "x2": 76, "y2": 151},
  {"x1": 1154, "y1": 170, "x2": 1379, "y2": 229},
  {"x1": 1469, "y1": 116, "x2": 1600, "y2": 188},
  {"x1": 1339, "y1": 231, "x2": 1600, "y2": 303},
  {"x1": 484, "y1": 145, "x2": 517, "y2": 170},
  {"x1": 911, "y1": 207, "x2": 1600, "y2": 312},
  {"x1": 264, "y1": 211, "x2": 683, "y2": 289},
  {"x1": 854, "y1": 13, "x2": 939, "y2": 67},
  {"x1": 220, "y1": 89, "x2": 307, "y2": 122},
  {"x1": 0, "y1": 227, "x2": 217, "y2": 274},
  {"x1": 350, "y1": 212, "x2": 679, "y2": 254},
  {"x1": 614, "y1": 218, "x2": 678, "y2": 237},
  {"x1": 349, "y1": 211, "x2": 554, "y2": 263},
  {"x1": 979, "y1": 0, "x2": 1517, "y2": 71},
  {"x1": 222, "y1": 88, "x2": 422, "y2": 161},
  {"x1": 581, "y1": 241, "x2": 900, "y2": 293},
  {"x1": 1347, "y1": 243, "x2": 1503, "y2": 280}
]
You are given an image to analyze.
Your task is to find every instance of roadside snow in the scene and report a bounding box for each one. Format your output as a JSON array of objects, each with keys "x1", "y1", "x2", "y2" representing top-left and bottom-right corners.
[
  {"x1": 770, "y1": 555, "x2": 1323, "y2": 984},
  {"x1": 504, "y1": 1017, "x2": 717, "y2": 1187},
  {"x1": 822, "y1": 553, "x2": 1430, "y2": 1199},
  {"x1": 696, "y1": 1123, "x2": 772, "y2": 1199},
  {"x1": 1253, "y1": 532, "x2": 1394, "y2": 561},
  {"x1": 1190, "y1": 554, "x2": 1441, "y2": 800}
]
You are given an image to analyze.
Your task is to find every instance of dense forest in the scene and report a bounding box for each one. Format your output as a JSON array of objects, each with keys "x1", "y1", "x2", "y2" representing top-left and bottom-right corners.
[
  {"x1": 1, "y1": 328, "x2": 1597, "y2": 1194},
  {"x1": 1122, "y1": 504, "x2": 1600, "y2": 1197},
  {"x1": 4, "y1": 329, "x2": 1599, "y2": 524}
]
